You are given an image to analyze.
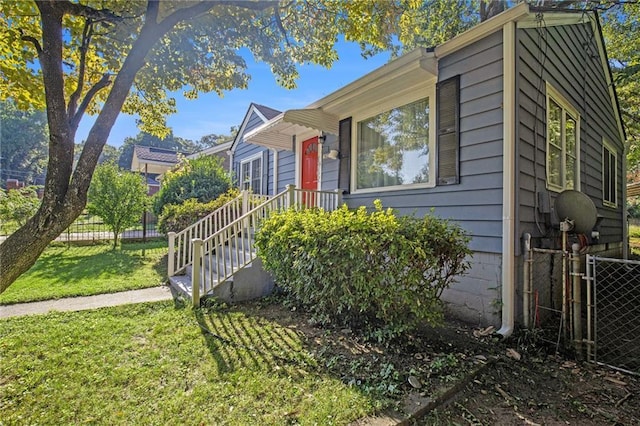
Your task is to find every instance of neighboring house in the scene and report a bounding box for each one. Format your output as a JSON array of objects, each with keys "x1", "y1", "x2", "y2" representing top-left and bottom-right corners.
[
  {"x1": 234, "y1": 3, "x2": 626, "y2": 330},
  {"x1": 130, "y1": 145, "x2": 189, "y2": 195},
  {"x1": 187, "y1": 140, "x2": 233, "y2": 171}
]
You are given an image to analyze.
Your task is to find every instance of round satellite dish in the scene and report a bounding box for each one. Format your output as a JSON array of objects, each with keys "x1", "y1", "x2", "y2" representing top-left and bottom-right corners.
[{"x1": 555, "y1": 190, "x2": 598, "y2": 234}]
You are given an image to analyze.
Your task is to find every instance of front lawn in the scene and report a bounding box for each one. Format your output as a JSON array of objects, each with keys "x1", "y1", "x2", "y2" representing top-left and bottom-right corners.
[
  {"x1": 0, "y1": 301, "x2": 379, "y2": 425},
  {"x1": 0, "y1": 240, "x2": 168, "y2": 305}
]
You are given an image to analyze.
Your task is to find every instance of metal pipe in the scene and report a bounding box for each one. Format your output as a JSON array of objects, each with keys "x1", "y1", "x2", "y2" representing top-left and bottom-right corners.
[
  {"x1": 572, "y1": 243, "x2": 583, "y2": 359},
  {"x1": 523, "y1": 233, "x2": 532, "y2": 328},
  {"x1": 561, "y1": 225, "x2": 568, "y2": 343}
]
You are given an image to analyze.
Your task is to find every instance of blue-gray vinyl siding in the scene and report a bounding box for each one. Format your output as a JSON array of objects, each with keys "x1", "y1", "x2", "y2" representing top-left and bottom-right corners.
[
  {"x1": 277, "y1": 150, "x2": 296, "y2": 193},
  {"x1": 517, "y1": 23, "x2": 624, "y2": 245},
  {"x1": 321, "y1": 134, "x2": 339, "y2": 191},
  {"x1": 343, "y1": 30, "x2": 505, "y2": 253},
  {"x1": 232, "y1": 111, "x2": 273, "y2": 194}
]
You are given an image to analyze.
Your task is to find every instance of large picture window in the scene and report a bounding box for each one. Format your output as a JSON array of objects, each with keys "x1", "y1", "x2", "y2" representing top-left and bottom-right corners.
[
  {"x1": 546, "y1": 84, "x2": 580, "y2": 192},
  {"x1": 356, "y1": 97, "x2": 432, "y2": 191},
  {"x1": 603, "y1": 139, "x2": 617, "y2": 207},
  {"x1": 240, "y1": 154, "x2": 262, "y2": 194}
]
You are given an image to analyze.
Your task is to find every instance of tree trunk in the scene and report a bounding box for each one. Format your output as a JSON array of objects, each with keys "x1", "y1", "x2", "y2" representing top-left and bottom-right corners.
[{"x1": 0, "y1": 195, "x2": 84, "y2": 293}]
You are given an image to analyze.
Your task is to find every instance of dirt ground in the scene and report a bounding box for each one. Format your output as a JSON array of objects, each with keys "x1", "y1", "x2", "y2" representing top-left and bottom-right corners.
[{"x1": 227, "y1": 298, "x2": 639, "y2": 425}]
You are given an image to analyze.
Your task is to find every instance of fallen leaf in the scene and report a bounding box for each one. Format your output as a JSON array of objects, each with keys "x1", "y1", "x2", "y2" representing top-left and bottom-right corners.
[
  {"x1": 506, "y1": 348, "x2": 521, "y2": 361},
  {"x1": 604, "y1": 376, "x2": 627, "y2": 386},
  {"x1": 473, "y1": 326, "x2": 495, "y2": 338},
  {"x1": 408, "y1": 375, "x2": 422, "y2": 389}
]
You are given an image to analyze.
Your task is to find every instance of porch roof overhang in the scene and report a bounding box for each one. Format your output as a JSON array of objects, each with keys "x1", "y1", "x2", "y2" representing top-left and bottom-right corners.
[
  {"x1": 244, "y1": 108, "x2": 339, "y2": 150},
  {"x1": 244, "y1": 48, "x2": 438, "y2": 150}
]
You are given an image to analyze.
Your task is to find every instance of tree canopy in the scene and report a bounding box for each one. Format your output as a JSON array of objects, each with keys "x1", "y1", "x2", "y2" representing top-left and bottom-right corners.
[{"x1": 0, "y1": 0, "x2": 424, "y2": 292}]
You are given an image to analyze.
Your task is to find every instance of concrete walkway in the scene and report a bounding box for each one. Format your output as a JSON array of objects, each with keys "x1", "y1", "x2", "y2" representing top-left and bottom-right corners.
[{"x1": 0, "y1": 286, "x2": 174, "y2": 319}]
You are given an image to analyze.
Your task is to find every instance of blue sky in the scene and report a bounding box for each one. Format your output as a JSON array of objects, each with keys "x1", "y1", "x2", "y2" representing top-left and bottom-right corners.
[{"x1": 76, "y1": 40, "x2": 391, "y2": 147}]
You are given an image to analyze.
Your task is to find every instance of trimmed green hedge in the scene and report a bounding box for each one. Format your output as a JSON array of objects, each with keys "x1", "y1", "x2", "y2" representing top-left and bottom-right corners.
[
  {"x1": 255, "y1": 201, "x2": 471, "y2": 341},
  {"x1": 157, "y1": 189, "x2": 239, "y2": 234}
]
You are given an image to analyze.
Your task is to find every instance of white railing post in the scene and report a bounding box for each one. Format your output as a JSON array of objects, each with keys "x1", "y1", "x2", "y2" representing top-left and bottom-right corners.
[
  {"x1": 192, "y1": 239, "x2": 203, "y2": 308},
  {"x1": 167, "y1": 232, "x2": 176, "y2": 276},
  {"x1": 286, "y1": 184, "x2": 295, "y2": 209},
  {"x1": 242, "y1": 190, "x2": 250, "y2": 215},
  {"x1": 334, "y1": 189, "x2": 343, "y2": 210}
]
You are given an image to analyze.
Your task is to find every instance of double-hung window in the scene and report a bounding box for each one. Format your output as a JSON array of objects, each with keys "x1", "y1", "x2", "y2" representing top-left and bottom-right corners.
[
  {"x1": 546, "y1": 84, "x2": 580, "y2": 192},
  {"x1": 240, "y1": 154, "x2": 262, "y2": 194},
  {"x1": 354, "y1": 92, "x2": 435, "y2": 192},
  {"x1": 602, "y1": 139, "x2": 618, "y2": 207}
]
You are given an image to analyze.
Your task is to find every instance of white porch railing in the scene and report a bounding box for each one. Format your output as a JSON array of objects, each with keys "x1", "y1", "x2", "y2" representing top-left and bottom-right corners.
[
  {"x1": 191, "y1": 185, "x2": 342, "y2": 306},
  {"x1": 168, "y1": 191, "x2": 270, "y2": 276}
]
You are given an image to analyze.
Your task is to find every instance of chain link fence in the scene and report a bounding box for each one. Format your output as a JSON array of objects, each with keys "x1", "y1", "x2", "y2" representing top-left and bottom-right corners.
[{"x1": 587, "y1": 255, "x2": 640, "y2": 375}]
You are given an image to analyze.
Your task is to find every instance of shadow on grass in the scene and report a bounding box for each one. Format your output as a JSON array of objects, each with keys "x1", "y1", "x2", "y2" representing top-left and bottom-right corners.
[
  {"x1": 25, "y1": 240, "x2": 168, "y2": 286},
  {"x1": 193, "y1": 305, "x2": 312, "y2": 381}
]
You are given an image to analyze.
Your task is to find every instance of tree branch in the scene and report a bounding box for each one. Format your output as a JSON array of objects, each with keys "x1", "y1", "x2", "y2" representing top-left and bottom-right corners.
[
  {"x1": 146, "y1": 0, "x2": 159, "y2": 25},
  {"x1": 20, "y1": 33, "x2": 43, "y2": 56},
  {"x1": 67, "y1": 18, "x2": 93, "y2": 120},
  {"x1": 69, "y1": 73, "x2": 112, "y2": 133},
  {"x1": 157, "y1": 1, "x2": 274, "y2": 33},
  {"x1": 55, "y1": 0, "x2": 122, "y2": 23}
]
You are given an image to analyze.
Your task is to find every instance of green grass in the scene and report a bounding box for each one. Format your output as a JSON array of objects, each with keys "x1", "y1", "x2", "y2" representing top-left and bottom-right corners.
[
  {"x1": 629, "y1": 224, "x2": 640, "y2": 239},
  {"x1": 0, "y1": 240, "x2": 168, "y2": 305},
  {"x1": 0, "y1": 301, "x2": 378, "y2": 424}
]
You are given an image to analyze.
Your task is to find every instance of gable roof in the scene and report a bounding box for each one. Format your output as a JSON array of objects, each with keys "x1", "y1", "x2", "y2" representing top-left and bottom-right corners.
[
  {"x1": 132, "y1": 145, "x2": 187, "y2": 165},
  {"x1": 254, "y1": 104, "x2": 281, "y2": 120},
  {"x1": 188, "y1": 140, "x2": 233, "y2": 159},
  {"x1": 229, "y1": 103, "x2": 282, "y2": 153}
]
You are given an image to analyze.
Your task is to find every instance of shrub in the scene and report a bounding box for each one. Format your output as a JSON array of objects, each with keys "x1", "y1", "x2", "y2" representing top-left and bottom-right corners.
[
  {"x1": 255, "y1": 201, "x2": 471, "y2": 341},
  {"x1": 157, "y1": 189, "x2": 240, "y2": 234},
  {"x1": 153, "y1": 155, "x2": 232, "y2": 216},
  {"x1": 0, "y1": 185, "x2": 41, "y2": 227},
  {"x1": 88, "y1": 163, "x2": 148, "y2": 249}
]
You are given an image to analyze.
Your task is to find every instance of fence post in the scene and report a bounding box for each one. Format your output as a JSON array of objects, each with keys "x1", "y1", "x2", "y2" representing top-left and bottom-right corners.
[
  {"x1": 192, "y1": 239, "x2": 203, "y2": 308},
  {"x1": 286, "y1": 184, "x2": 295, "y2": 209},
  {"x1": 572, "y1": 243, "x2": 583, "y2": 359},
  {"x1": 167, "y1": 232, "x2": 176, "y2": 276}
]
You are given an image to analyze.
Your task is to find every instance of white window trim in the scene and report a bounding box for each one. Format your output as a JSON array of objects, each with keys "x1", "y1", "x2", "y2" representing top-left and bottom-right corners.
[
  {"x1": 545, "y1": 83, "x2": 581, "y2": 193},
  {"x1": 239, "y1": 152, "x2": 263, "y2": 193},
  {"x1": 602, "y1": 138, "x2": 618, "y2": 208},
  {"x1": 350, "y1": 85, "x2": 436, "y2": 194}
]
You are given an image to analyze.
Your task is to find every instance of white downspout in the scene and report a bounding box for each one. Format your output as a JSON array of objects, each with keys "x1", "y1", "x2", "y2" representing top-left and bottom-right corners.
[{"x1": 498, "y1": 20, "x2": 517, "y2": 338}]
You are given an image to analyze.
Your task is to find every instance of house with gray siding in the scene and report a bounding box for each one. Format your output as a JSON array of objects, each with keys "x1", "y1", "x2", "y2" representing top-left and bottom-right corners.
[{"x1": 231, "y1": 4, "x2": 626, "y2": 334}]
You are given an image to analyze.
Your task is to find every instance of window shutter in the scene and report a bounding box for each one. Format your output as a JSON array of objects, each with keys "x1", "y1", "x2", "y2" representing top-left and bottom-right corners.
[
  {"x1": 338, "y1": 117, "x2": 352, "y2": 193},
  {"x1": 437, "y1": 76, "x2": 460, "y2": 185}
]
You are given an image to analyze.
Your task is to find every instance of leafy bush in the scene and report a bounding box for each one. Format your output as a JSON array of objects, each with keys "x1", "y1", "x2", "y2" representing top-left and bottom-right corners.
[
  {"x1": 255, "y1": 201, "x2": 471, "y2": 340},
  {"x1": 157, "y1": 189, "x2": 240, "y2": 234},
  {"x1": 153, "y1": 155, "x2": 232, "y2": 216},
  {"x1": 88, "y1": 163, "x2": 148, "y2": 249}
]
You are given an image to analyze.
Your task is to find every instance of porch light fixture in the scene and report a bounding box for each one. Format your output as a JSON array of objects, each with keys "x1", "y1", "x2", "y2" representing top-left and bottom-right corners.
[{"x1": 323, "y1": 149, "x2": 340, "y2": 160}]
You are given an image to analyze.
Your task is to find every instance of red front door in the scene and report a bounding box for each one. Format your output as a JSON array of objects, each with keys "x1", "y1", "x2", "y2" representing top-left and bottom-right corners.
[{"x1": 301, "y1": 136, "x2": 318, "y2": 206}]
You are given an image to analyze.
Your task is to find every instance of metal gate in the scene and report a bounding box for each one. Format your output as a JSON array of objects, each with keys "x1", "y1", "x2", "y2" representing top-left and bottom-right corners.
[{"x1": 585, "y1": 255, "x2": 640, "y2": 375}]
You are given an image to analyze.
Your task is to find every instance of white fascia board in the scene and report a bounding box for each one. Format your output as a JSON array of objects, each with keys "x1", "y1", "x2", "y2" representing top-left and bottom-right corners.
[
  {"x1": 435, "y1": 2, "x2": 530, "y2": 59},
  {"x1": 304, "y1": 48, "x2": 436, "y2": 113}
]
